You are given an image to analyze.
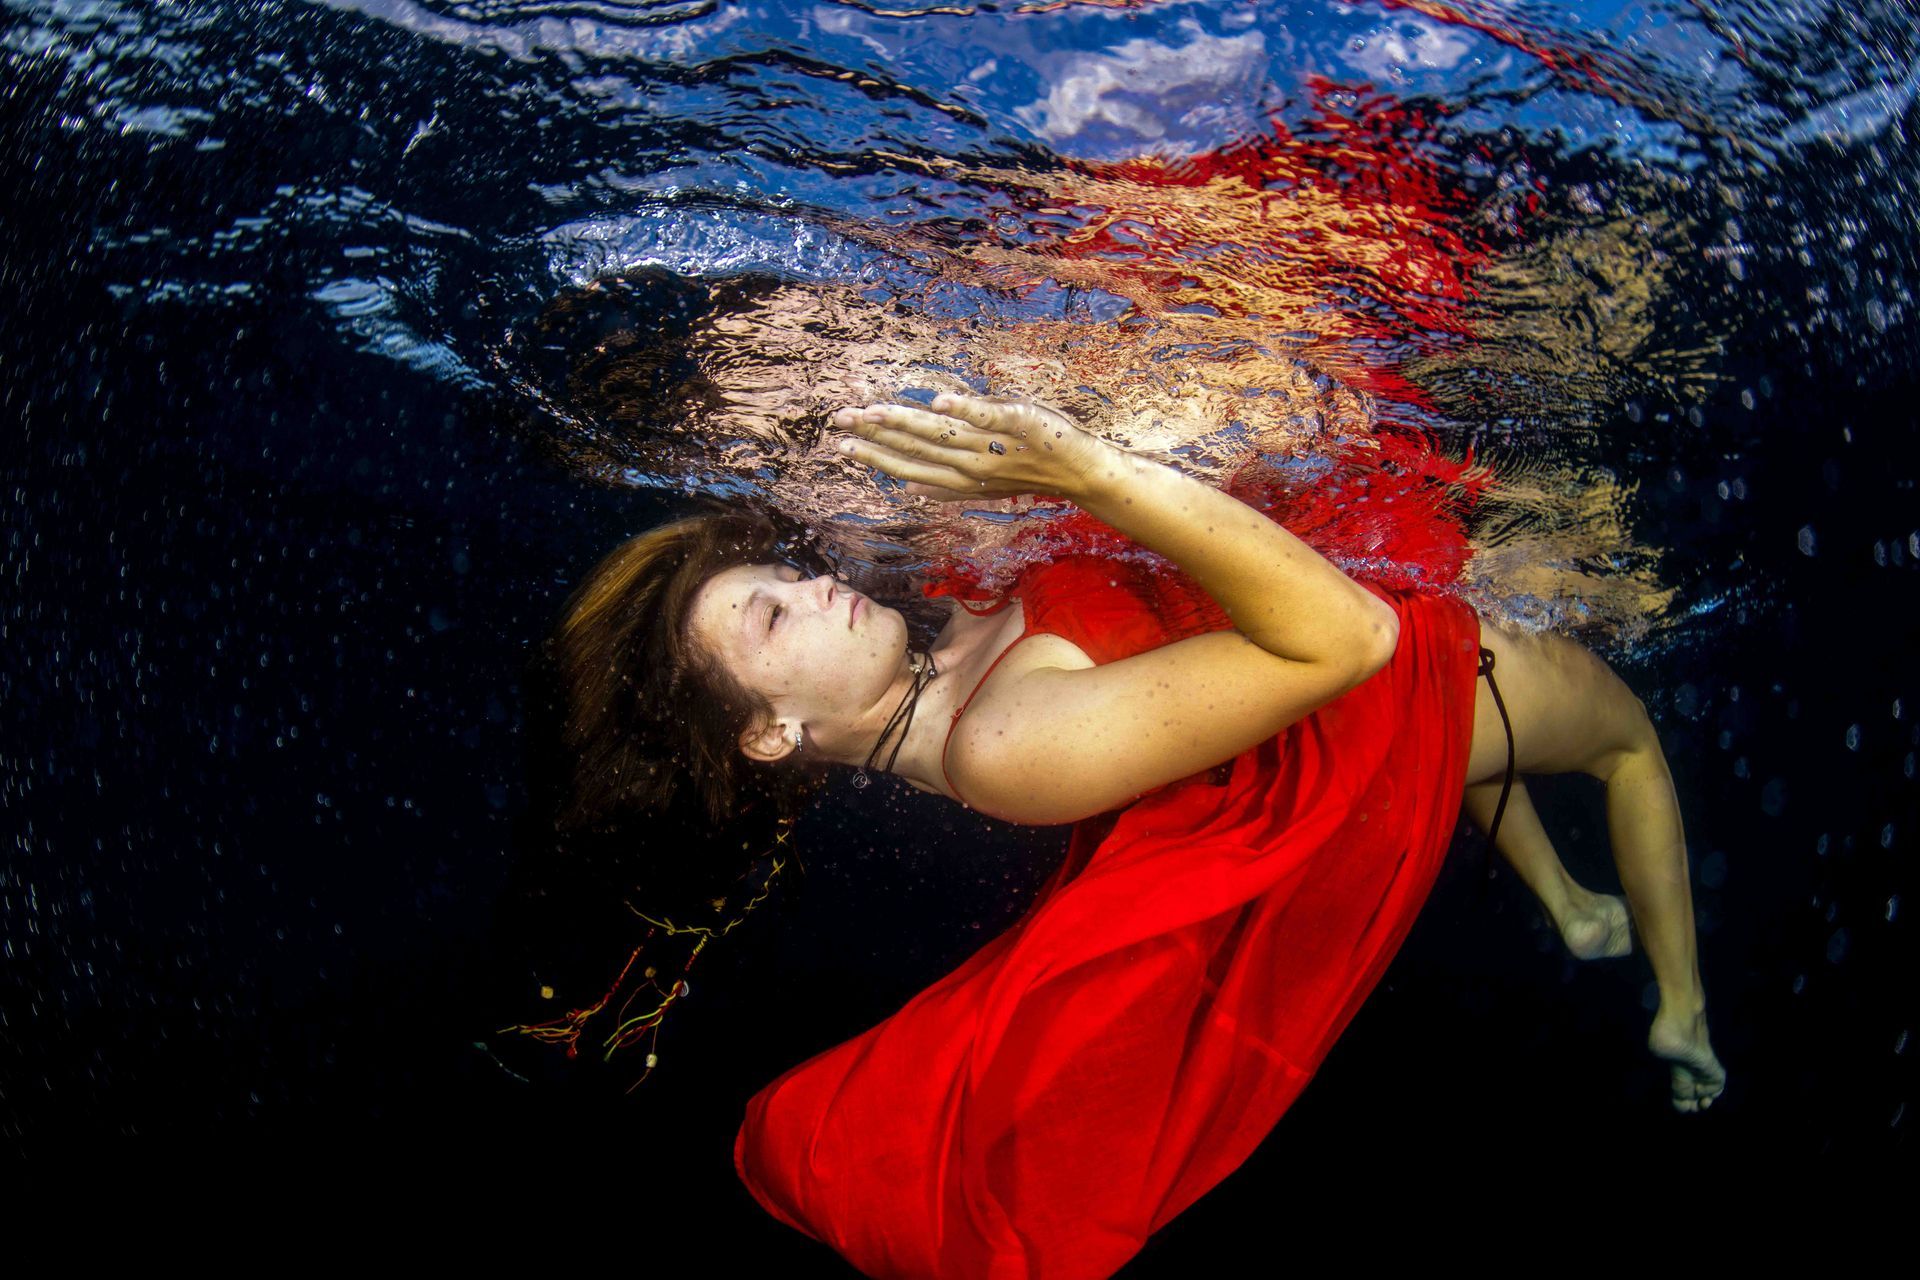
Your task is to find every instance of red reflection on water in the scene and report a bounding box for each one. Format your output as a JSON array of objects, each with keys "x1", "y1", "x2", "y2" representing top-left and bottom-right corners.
[{"x1": 917, "y1": 80, "x2": 1504, "y2": 590}]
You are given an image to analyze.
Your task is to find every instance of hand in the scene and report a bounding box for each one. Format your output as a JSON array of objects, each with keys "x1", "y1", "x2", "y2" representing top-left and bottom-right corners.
[{"x1": 829, "y1": 394, "x2": 1115, "y2": 504}]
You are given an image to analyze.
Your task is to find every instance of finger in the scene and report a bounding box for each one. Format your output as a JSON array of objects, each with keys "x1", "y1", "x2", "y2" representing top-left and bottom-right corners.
[
  {"x1": 836, "y1": 436, "x2": 975, "y2": 493},
  {"x1": 855, "y1": 417, "x2": 990, "y2": 468},
  {"x1": 857, "y1": 402, "x2": 992, "y2": 450},
  {"x1": 926, "y1": 393, "x2": 1048, "y2": 438}
]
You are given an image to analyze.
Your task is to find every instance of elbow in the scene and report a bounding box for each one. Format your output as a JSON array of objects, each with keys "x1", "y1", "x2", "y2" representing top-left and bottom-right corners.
[{"x1": 1361, "y1": 602, "x2": 1400, "y2": 676}]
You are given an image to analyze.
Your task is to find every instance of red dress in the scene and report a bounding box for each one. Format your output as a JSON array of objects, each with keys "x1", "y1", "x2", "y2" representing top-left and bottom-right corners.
[{"x1": 734, "y1": 442, "x2": 1486, "y2": 1279}]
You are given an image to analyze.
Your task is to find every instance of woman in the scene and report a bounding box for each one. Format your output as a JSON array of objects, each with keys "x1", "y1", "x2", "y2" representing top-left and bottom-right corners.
[{"x1": 551, "y1": 391, "x2": 1724, "y2": 1278}]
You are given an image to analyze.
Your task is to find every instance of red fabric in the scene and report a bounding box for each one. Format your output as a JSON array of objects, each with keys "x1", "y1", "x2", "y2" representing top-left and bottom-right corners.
[
  {"x1": 733, "y1": 479, "x2": 1484, "y2": 1277},
  {"x1": 920, "y1": 430, "x2": 1494, "y2": 615}
]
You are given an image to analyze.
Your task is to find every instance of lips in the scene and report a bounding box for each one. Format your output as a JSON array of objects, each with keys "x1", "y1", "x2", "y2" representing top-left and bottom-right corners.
[{"x1": 848, "y1": 593, "x2": 861, "y2": 627}]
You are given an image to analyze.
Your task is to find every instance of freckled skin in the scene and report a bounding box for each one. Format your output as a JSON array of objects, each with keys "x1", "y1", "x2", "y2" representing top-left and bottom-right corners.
[
  {"x1": 684, "y1": 556, "x2": 1048, "y2": 789},
  {"x1": 696, "y1": 391, "x2": 1725, "y2": 1113},
  {"x1": 687, "y1": 562, "x2": 911, "y2": 761}
]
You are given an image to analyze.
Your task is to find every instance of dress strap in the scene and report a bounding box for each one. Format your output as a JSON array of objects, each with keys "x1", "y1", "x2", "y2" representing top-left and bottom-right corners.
[
  {"x1": 1476, "y1": 644, "x2": 1516, "y2": 875},
  {"x1": 941, "y1": 627, "x2": 1039, "y2": 810}
]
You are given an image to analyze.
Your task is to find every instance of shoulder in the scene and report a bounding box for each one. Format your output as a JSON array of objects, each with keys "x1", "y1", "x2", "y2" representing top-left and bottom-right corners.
[
  {"x1": 945, "y1": 625, "x2": 1387, "y2": 825},
  {"x1": 939, "y1": 629, "x2": 1094, "y2": 811},
  {"x1": 954, "y1": 628, "x2": 1097, "y2": 729},
  {"x1": 938, "y1": 620, "x2": 1089, "y2": 742}
]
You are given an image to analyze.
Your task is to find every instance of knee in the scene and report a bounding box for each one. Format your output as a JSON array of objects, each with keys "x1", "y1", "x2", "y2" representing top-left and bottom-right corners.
[
  {"x1": 1589, "y1": 696, "x2": 1662, "y2": 782},
  {"x1": 1624, "y1": 694, "x2": 1661, "y2": 750}
]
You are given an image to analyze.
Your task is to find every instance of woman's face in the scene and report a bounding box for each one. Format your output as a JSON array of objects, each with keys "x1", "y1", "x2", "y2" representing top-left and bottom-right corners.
[{"x1": 686, "y1": 561, "x2": 909, "y2": 761}]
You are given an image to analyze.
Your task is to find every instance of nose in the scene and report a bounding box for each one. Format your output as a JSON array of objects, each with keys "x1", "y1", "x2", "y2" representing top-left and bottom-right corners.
[{"x1": 813, "y1": 573, "x2": 843, "y2": 611}]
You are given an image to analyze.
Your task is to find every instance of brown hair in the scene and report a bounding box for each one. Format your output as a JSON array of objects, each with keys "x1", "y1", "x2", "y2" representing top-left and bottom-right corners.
[{"x1": 547, "y1": 504, "x2": 830, "y2": 834}]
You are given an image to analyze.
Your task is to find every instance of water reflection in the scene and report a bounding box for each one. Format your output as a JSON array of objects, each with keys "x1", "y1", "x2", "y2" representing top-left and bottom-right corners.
[{"x1": 13, "y1": 0, "x2": 1913, "y2": 649}]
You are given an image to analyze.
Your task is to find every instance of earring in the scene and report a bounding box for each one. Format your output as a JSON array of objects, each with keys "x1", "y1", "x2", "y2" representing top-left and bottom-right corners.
[{"x1": 792, "y1": 725, "x2": 803, "y2": 751}]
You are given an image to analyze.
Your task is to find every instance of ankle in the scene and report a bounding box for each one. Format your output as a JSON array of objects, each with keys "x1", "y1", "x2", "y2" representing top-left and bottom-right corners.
[
  {"x1": 1654, "y1": 990, "x2": 1707, "y2": 1022},
  {"x1": 1539, "y1": 873, "x2": 1589, "y2": 920},
  {"x1": 1550, "y1": 884, "x2": 1615, "y2": 929}
]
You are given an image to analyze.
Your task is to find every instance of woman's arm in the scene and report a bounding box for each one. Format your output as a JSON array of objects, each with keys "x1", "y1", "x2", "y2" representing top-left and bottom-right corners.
[
  {"x1": 836, "y1": 395, "x2": 1398, "y2": 668},
  {"x1": 833, "y1": 394, "x2": 1402, "y2": 824},
  {"x1": 1057, "y1": 417, "x2": 1398, "y2": 667}
]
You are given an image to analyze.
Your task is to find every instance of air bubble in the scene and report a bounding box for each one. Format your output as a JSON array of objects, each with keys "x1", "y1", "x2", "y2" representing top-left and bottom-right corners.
[
  {"x1": 1675, "y1": 683, "x2": 1700, "y2": 718},
  {"x1": 1700, "y1": 849, "x2": 1728, "y2": 888},
  {"x1": 1827, "y1": 928, "x2": 1850, "y2": 964},
  {"x1": 1760, "y1": 778, "x2": 1786, "y2": 816}
]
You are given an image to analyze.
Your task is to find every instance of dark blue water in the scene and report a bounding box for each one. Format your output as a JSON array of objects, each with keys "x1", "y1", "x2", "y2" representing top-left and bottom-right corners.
[{"x1": 4, "y1": 0, "x2": 1914, "y2": 1240}]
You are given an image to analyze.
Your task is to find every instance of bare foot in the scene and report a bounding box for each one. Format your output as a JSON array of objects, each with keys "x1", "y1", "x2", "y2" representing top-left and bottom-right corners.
[
  {"x1": 1554, "y1": 890, "x2": 1633, "y2": 960},
  {"x1": 1648, "y1": 1006, "x2": 1726, "y2": 1113}
]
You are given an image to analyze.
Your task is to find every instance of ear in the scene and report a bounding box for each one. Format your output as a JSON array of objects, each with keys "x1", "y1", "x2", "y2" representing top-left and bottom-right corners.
[{"x1": 739, "y1": 719, "x2": 796, "y2": 766}]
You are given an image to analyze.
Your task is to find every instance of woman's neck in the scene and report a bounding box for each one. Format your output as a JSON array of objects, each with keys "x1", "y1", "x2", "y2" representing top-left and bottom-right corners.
[{"x1": 879, "y1": 597, "x2": 1026, "y2": 797}]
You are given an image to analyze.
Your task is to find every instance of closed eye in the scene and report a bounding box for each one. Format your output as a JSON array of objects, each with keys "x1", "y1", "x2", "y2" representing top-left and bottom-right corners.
[{"x1": 768, "y1": 564, "x2": 804, "y2": 631}]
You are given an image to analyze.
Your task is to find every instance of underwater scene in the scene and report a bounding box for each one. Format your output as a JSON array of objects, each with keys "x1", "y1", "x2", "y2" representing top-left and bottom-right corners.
[{"x1": 3, "y1": 0, "x2": 1914, "y2": 1249}]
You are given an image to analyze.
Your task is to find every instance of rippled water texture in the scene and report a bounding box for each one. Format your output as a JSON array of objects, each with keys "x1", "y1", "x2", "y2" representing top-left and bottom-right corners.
[{"x1": 10, "y1": 0, "x2": 1915, "y2": 646}]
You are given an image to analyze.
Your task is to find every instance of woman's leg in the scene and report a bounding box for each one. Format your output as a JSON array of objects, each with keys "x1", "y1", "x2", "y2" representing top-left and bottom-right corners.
[
  {"x1": 1460, "y1": 776, "x2": 1631, "y2": 960},
  {"x1": 1593, "y1": 723, "x2": 1725, "y2": 1111},
  {"x1": 1462, "y1": 614, "x2": 1726, "y2": 1112}
]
